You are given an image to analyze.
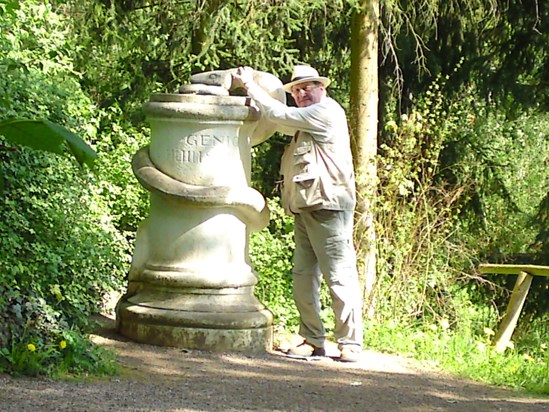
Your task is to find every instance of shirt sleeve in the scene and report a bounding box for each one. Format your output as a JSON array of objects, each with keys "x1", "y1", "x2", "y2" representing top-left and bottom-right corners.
[{"x1": 245, "y1": 81, "x2": 333, "y2": 140}]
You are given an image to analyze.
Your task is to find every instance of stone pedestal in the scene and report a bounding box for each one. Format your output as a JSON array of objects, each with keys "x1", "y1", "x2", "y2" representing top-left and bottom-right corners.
[{"x1": 117, "y1": 76, "x2": 284, "y2": 352}]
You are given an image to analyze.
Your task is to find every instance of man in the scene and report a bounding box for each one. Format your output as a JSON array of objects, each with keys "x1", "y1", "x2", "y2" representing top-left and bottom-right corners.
[{"x1": 233, "y1": 65, "x2": 363, "y2": 362}]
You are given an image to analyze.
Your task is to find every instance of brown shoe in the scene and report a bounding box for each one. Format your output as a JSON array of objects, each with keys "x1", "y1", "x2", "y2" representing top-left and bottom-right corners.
[
  {"x1": 287, "y1": 341, "x2": 326, "y2": 357},
  {"x1": 339, "y1": 344, "x2": 362, "y2": 362}
]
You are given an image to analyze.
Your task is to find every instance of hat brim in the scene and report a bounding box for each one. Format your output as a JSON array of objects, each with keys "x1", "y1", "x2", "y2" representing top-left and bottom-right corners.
[{"x1": 282, "y1": 76, "x2": 331, "y2": 93}]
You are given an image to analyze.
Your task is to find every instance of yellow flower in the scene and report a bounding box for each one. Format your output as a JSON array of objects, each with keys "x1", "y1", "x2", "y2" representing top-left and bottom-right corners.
[
  {"x1": 523, "y1": 353, "x2": 534, "y2": 362},
  {"x1": 59, "y1": 340, "x2": 67, "y2": 350},
  {"x1": 27, "y1": 343, "x2": 36, "y2": 352},
  {"x1": 428, "y1": 324, "x2": 437, "y2": 331},
  {"x1": 439, "y1": 319, "x2": 450, "y2": 330},
  {"x1": 483, "y1": 327, "x2": 495, "y2": 336}
]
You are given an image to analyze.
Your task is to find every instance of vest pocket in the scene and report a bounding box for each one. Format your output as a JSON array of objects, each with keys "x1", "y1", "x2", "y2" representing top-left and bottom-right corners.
[
  {"x1": 280, "y1": 138, "x2": 326, "y2": 212},
  {"x1": 293, "y1": 174, "x2": 323, "y2": 209},
  {"x1": 292, "y1": 143, "x2": 323, "y2": 209}
]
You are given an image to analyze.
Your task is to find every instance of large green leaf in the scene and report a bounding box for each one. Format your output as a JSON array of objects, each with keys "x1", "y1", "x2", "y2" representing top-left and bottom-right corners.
[{"x1": 0, "y1": 119, "x2": 96, "y2": 168}]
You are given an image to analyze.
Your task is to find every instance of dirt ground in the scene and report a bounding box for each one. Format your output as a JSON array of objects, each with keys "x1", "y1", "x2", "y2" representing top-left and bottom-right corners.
[{"x1": 1, "y1": 315, "x2": 548, "y2": 412}]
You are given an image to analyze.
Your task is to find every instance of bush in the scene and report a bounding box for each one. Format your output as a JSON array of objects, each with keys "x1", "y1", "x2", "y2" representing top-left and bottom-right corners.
[
  {"x1": 374, "y1": 75, "x2": 549, "y2": 329},
  {"x1": 251, "y1": 197, "x2": 298, "y2": 332},
  {"x1": 0, "y1": 148, "x2": 129, "y2": 375},
  {"x1": 0, "y1": 1, "x2": 129, "y2": 375}
]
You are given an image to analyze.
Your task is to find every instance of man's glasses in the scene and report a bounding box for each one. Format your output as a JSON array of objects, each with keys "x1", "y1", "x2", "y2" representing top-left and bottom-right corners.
[{"x1": 291, "y1": 84, "x2": 320, "y2": 95}]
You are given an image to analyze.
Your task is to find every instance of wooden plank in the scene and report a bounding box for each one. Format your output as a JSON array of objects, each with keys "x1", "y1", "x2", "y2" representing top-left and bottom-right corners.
[
  {"x1": 494, "y1": 271, "x2": 533, "y2": 352},
  {"x1": 479, "y1": 263, "x2": 549, "y2": 277}
]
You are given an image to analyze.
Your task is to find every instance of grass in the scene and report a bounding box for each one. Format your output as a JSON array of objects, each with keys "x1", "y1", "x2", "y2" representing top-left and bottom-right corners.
[{"x1": 362, "y1": 318, "x2": 549, "y2": 396}]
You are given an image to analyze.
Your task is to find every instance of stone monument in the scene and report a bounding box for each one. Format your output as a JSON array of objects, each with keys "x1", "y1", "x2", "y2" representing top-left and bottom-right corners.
[{"x1": 116, "y1": 69, "x2": 285, "y2": 353}]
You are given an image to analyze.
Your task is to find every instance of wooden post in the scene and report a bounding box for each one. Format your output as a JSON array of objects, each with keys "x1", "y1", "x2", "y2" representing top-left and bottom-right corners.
[{"x1": 493, "y1": 271, "x2": 533, "y2": 352}]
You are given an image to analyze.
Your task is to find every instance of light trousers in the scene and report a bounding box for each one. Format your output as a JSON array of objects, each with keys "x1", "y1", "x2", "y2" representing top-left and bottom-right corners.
[{"x1": 292, "y1": 209, "x2": 363, "y2": 348}]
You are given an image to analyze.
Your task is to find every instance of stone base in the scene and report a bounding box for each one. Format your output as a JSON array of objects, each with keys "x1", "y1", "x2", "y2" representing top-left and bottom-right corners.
[{"x1": 116, "y1": 298, "x2": 273, "y2": 353}]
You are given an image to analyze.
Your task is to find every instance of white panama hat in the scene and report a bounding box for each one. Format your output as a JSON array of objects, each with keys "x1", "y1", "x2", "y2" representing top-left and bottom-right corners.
[{"x1": 282, "y1": 65, "x2": 331, "y2": 93}]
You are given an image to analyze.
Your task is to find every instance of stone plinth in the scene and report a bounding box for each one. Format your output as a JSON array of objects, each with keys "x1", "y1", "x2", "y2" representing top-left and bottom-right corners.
[{"x1": 117, "y1": 83, "x2": 283, "y2": 352}]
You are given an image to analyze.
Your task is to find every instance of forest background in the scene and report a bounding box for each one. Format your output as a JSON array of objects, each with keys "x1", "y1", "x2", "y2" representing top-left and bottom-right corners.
[{"x1": 0, "y1": 0, "x2": 548, "y2": 394}]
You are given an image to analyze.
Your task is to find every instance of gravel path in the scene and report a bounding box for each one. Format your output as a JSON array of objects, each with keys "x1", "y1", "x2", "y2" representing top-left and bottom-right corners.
[{"x1": 1, "y1": 316, "x2": 548, "y2": 412}]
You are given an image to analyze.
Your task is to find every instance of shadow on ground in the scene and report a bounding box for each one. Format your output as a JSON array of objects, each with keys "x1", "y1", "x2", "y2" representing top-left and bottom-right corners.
[{"x1": 1, "y1": 316, "x2": 548, "y2": 412}]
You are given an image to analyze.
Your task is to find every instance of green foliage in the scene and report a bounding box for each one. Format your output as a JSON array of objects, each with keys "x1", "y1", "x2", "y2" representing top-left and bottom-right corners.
[
  {"x1": 533, "y1": 192, "x2": 549, "y2": 262},
  {"x1": 0, "y1": 0, "x2": 129, "y2": 376},
  {"x1": 63, "y1": 0, "x2": 354, "y2": 113},
  {"x1": 0, "y1": 327, "x2": 117, "y2": 377},
  {"x1": 438, "y1": 101, "x2": 549, "y2": 316},
  {"x1": 374, "y1": 75, "x2": 468, "y2": 323},
  {"x1": 0, "y1": 148, "x2": 129, "y2": 376},
  {"x1": 376, "y1": 1, "x2": 549, "y2": 342},
  {"x1": 380, "y1": 1, "x2": 549, "y2": 111},
  {"x1": 0, "y1": 118, "x2": 97, "y2": 169},
  {"x1": 251, "y1": 197, "x2": 298, "y2": 332},
  {"x1": 373, "y1": 72, "x2": 549, "y2": 327},
  {"x1": 445, "y1": 108, "x2": 549, "y2": 260},
  {"x1": 91, "y1": 106, "x2": 150, "y2": 234},
  {"x1": 0, "y1": 0, "x2": 546, "y2": 388},
  {"x1": 363, "y1": 316, "x2": 549, "y2": 394},
  {"x1": 250, "y1": 133, "x2": 288, "y2": 197}
]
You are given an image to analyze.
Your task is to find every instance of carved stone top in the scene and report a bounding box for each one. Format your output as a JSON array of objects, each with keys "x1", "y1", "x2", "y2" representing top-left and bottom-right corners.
[{"x1": 146, "y1": 68, "x2": 287, "y2": 145}]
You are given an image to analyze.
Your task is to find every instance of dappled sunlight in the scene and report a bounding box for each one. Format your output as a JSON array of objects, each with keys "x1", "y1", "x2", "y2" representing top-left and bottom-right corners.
[
  {"x1": 77, "y1": 295, "x2": 549, "y2": 411},
  {"x1": 5, "y1": 316, "x2": 549, "y2": 411}
]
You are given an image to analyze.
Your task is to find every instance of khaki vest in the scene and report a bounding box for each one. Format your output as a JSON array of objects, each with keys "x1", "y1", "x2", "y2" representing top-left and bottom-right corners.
[{"x1": 280, "y1": 132, "x2": 356, "y2": 215}]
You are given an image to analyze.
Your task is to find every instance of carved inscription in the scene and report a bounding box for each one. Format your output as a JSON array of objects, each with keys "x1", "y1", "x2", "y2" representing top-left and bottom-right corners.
[
  {"x1": 173, "y1": 149, "x2": 202, "y2": 163},
  {"x1": 171, "y1": 134, "x2": 238, "y2": 164}
]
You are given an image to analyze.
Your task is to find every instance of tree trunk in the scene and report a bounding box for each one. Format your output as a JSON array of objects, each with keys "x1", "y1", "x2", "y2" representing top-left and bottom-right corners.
[{"x1": 349, "y1": 0, "x2": 379, "y2": 318}]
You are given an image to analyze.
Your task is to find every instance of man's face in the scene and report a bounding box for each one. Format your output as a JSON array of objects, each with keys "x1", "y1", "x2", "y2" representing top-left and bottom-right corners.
[{"x1": 291, "y1": 81, "x2": 325, "y2": 107}]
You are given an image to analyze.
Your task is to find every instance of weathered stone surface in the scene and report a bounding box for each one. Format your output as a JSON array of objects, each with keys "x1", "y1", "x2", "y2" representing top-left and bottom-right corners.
[
  {"x1": 117, "y1": 76, "x2": 277, "y2": 353},
  {"x1": 132, "y1": 147, "x2": 269, "y2": 232},
  {"x1": 190, "y1": 70, "x2": 233, "y2": 89},
  {"x1": 118, "y1": 306, "x2": 273, "y2": 352},
  {"x1": 178, "y1": 83, "x2": 230, "y2": 96},
  {"x1": 149, "y1": 93, "x2": 252, "y2": 106},
  {"x1": 188, "y1": 68, "x2": 287, "y2": 145}
]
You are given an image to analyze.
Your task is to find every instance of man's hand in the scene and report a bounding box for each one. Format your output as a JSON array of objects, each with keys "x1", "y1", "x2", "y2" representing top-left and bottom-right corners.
[{"x1": 231, "y1": 66, "x2": 255, "y2": 90}]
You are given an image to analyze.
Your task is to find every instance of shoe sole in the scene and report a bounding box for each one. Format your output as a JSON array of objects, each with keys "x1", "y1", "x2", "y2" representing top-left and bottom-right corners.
[{"x1": 284, "y1": 354, "x2": 326, "y2": 361}]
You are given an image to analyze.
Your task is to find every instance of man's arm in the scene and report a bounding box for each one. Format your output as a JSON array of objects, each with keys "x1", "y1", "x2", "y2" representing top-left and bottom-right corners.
[{"x1": 232, "y1": 67, "x2": 329, "y2": 137}]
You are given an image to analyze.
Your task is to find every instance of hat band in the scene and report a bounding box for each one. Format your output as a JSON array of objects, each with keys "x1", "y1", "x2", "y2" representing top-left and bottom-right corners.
[{"x1": 291, "y1": 76, "x2": 316, "y2": 82}]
